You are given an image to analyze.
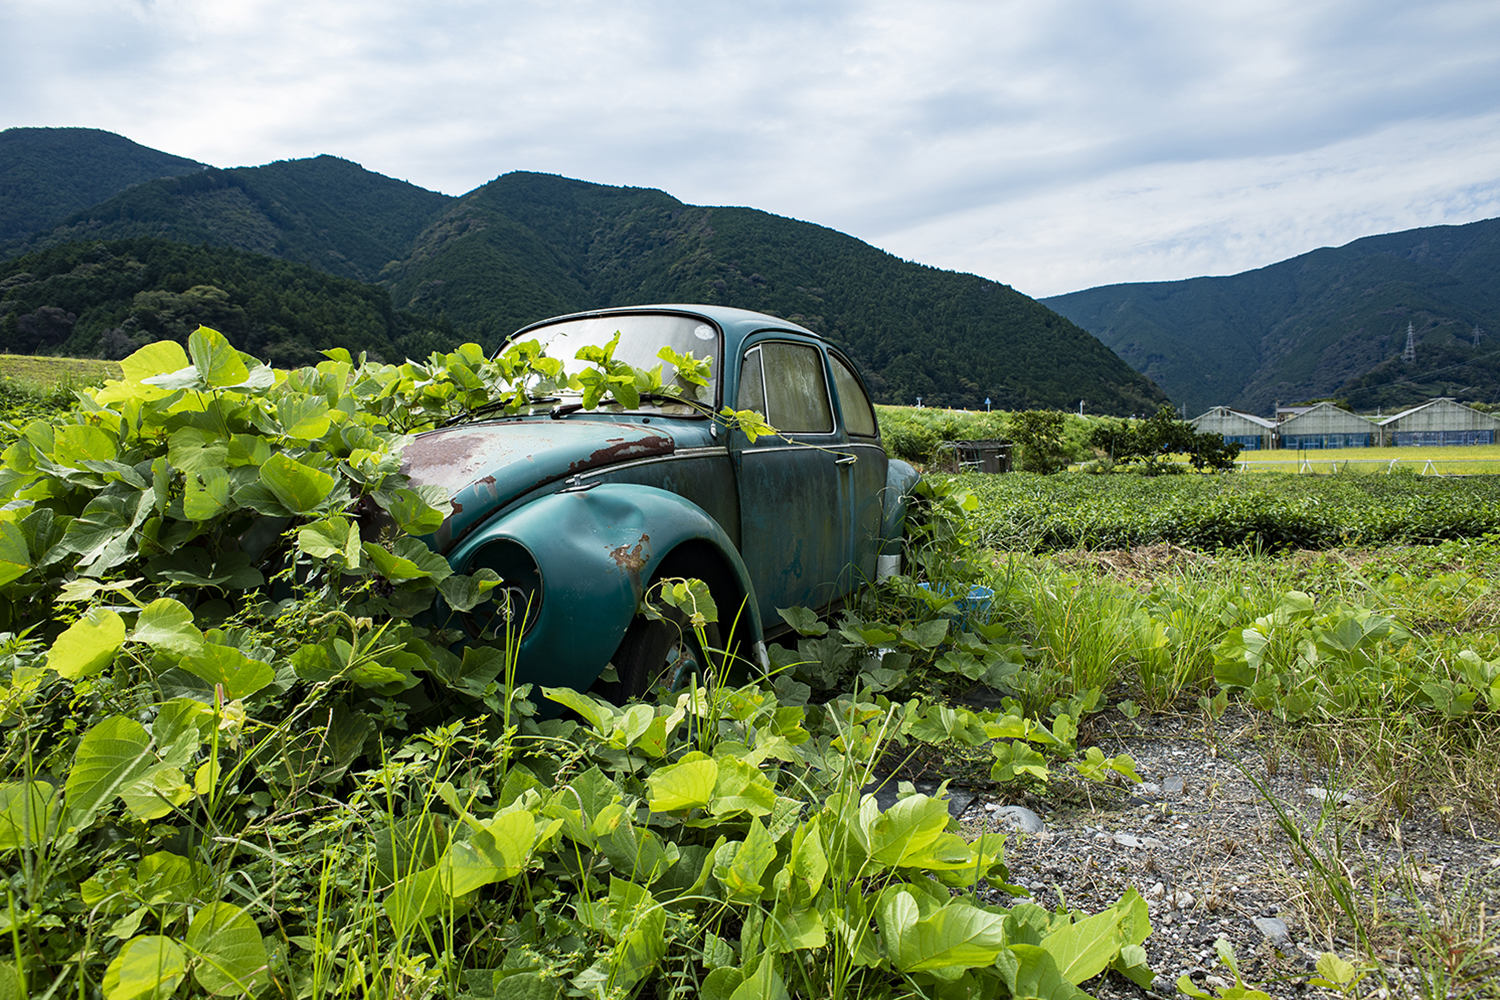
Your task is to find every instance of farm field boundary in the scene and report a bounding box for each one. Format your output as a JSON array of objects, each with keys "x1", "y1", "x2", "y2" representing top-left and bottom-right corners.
[{"x1": 961, "y1": 469, "x2": 1500, "y2": 551}]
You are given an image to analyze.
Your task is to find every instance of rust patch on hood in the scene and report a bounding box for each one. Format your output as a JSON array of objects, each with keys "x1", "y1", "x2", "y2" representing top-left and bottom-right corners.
[
  {"x1": 569, "y1": 435, "x2": 674, "y2": 475},
  {"x1": 611, "y1": 534, "x2": 650, "y2": 574}
]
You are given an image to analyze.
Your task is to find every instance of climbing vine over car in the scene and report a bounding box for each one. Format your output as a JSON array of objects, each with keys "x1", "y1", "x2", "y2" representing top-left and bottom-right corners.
[{"x1": 0, "y1": 325, "x2": 1152, "y2": 999}]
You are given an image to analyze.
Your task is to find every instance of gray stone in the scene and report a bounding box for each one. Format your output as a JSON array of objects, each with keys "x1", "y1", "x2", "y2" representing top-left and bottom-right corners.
[
  {"x1": 862, "y1": 780, "x2": 976, "y2": 819},
  {"x1": 1253, "y1": 916, "x2": 1290, "y2": 945},
  {"x1": 993, "y1": 805, "x2": 1046, "y2": 834},
  {"x1": 1163, "y1": 776, "x2": 1186, "y2": 796}
]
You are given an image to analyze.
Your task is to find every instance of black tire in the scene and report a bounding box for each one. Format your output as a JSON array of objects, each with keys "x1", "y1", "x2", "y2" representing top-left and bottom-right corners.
[{"x1": 599, "y1": 606, "x2": 723, "y2": 702}]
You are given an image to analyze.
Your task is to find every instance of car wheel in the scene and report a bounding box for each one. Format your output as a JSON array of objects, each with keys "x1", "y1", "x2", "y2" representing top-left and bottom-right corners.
[{"x1": 601, "y1": 606, "x2": 723, "y2": 702}]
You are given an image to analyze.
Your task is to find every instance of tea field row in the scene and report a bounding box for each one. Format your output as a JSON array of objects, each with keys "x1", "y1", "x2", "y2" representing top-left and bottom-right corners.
[{"x1": 961, "y1": 470, "x2": 1500, "y2": 551}]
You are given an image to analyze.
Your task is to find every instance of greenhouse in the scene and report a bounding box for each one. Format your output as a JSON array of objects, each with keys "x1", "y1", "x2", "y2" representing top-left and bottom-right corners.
[
  {"x1": 1277, "y1": 402, "x2": 1378, "y2": 449},
  {"x1": 1378, "y1": 398, "x2": 1500, "y2": 446},
  {"x1": 1189, "y1": 406, "x2": 1276, "y2": 450}
]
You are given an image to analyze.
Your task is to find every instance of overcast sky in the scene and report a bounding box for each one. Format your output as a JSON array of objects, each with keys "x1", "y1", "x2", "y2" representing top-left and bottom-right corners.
[{"x1": 6, "y1": 0, "x2": 1500, "y2": 297}]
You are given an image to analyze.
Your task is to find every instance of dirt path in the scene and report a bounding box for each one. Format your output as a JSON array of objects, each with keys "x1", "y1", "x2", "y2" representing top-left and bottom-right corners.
[{"x1": 954, "y1": 710, "x2": 1500, "y2": 998}]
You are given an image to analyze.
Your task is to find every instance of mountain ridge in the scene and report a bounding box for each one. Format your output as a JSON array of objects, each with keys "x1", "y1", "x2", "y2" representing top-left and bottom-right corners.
[
  {"x1": 3, "y1": 132, "x2": 1169, "y2": 414},
  {"x1": 1043, "y1": 218, "x2": 1500, "y2": 415},
  {"x1": 0, "y1": 127, "x2": 208, "y2": 244}
]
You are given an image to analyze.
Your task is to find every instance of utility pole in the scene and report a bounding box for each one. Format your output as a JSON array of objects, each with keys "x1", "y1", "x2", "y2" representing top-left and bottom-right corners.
[{"x1": 1402, "y1": 322, "x2": 1416, "y2": 363}]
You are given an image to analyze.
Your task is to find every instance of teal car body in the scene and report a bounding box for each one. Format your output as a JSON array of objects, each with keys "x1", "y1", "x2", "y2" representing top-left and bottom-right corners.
[{"x1": 401, "y1": 304, "x2": 919, "y2": 694}]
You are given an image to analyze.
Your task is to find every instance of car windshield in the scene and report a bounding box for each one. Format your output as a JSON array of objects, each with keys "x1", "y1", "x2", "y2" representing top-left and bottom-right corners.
[{"x1": 517, "y1": 313, "x2": 719, "y2": 410}]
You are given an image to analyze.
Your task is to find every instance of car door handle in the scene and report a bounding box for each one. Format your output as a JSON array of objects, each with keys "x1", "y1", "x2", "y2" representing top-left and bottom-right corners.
[{"x1": 834, "y1": 454, "x2": 857, "y2": 465}]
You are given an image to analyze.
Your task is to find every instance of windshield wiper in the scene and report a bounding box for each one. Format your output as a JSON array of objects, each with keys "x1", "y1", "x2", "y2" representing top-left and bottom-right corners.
[
  {"x1": 549, "y1": 392, "x2": 703, "y2": 421},
  {"x1": 444, "y1": 396, "x2": 562, "y2": 426}
]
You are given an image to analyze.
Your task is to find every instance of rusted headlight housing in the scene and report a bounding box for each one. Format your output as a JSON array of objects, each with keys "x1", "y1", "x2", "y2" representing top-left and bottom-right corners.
[{"x1": 462, "y1": 540, "x2": 542, "y2": 640}]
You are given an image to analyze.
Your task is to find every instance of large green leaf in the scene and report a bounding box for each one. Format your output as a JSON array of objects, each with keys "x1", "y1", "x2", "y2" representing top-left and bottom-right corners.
[
  {"x1": 121, "y1": 341, "x2": 191, "y2": 386},
  {"x1": 376, "y1": 486, "x2": 450, "y2": 535},
  {"x1": 119, "y1": 763, "x2": 194, "y2": 821},
  {"x1": 361, "y1": 536, "x2": 452, "y2": 583},
  {"x1": 439, "y1": 809, "x2": 536, "y2": 896},
  {"x1": 603, "y1": 877, "x2": 666, "y2": 993},
  {"x1": 0, "y1": 781, "x2": 58, "y2": 849},
  {"x1": 710, "y1": 755, "x2": 777, "y2": 818},
  {"x1": 132, "y1": 598, "x2": 205, "y2": 657},
  {"x1": 865, "y1": 793, "x2": 952, "y2": 868},
  {"x1": 763, "y1": 898, "x2": 826, "y2": 953},
  {"x1": 728, "y1": 957, "x2": 789, "y2": 1000},
  {"x1": 188, "y1": 326, "x2": 250, "y2": 388},
  {"x1": 646, "y1": 754, "x2": 718, "y2": 812},
  {"x1": 384, "y1": 866, "x2": 448, "y2": 936},
  {"x1": 259, "y1": 452, "x2": 337, "y2": 514},
  {"x1": 47, "y1": 607, "x2": 126, "y2": 680},
  {"x1": 185, "y1": 902, "x2": 270, "y2": 995},
  {"x1": 103, "y1": 935, "x2": 186, "y2": 1000},
  {"x1": 65, "y1": 490, "x2": 155, "y2": 576},
  {"x1": 167, "y1": 428, "x2": 229, "y2": 475},
  {"x1": 64, "y1": 716, "x2": 156, "y2": 833},
  {"x1": 177, "y1": 643, "x2": 275, "y2": 700},
  {"x1": 999, "y1": 944, "x2": 1091, "y2": 1000},
  {"x1": 438, "y1": 569, "x2": 503, "y2": 613},
  {"x1": 713, "y1": 817, "x2": 777, "y2": 903},
  {"x1": 136, "y1": 851, "x2": 204, "y2": 907},
  {"x1": 275, "y1": 395, "x2": 332, "y2": 440},
  {"x1": 297, "y1": 517, "x2": 363, "y2": 568},
  {"x1": 0, "y1": 520, "x2": 31, "y2": 586},
  {"x1": 183, "y1": 467, "x2": 233, "y2": 520},
  {"x1": 1040, "y1": 907, "x2": 1124, "y2": 985},
  {"x1": 52, "y1": 423, "x2": 119, "y2": 465},
  {"x1": 879, "y1": 891, "x2": 1008, "y2": 975}
]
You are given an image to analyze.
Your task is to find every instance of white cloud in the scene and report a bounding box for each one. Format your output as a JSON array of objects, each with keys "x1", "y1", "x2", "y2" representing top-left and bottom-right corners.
[{"x1": 3, "y1": 0, "x2": 1499, "y2": 294}]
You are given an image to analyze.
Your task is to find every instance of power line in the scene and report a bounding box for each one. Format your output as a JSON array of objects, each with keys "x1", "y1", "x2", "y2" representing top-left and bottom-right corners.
[{"x1": 1346, "y1": 345, "x2": 1500, "y2": 394}]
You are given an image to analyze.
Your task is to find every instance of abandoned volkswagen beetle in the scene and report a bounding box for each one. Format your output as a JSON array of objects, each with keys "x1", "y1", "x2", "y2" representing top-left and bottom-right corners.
[{"x1": 400, "y1": 305, "x2": 919, "y2": 697}]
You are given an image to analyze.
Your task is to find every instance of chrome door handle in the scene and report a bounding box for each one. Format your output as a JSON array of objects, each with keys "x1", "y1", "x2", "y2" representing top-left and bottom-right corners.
[{"x1": 834, "y1": 454, "x2": 857, "y2": 465}]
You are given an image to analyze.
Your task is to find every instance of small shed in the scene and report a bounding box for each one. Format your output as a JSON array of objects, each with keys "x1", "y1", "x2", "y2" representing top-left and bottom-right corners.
[
  {"x1": 939, "y1": 439, "x2": 1013, "y2": 473},
  {"x1": 1378, "y1": 398, "x2": 1500, "y2": 446},
  {"x1": 1190, "y1": 406, "x2": 1276, "y2": 450},
  {"x1": 1277, "y1": 402, "x2": 1378, "y2": 449}
]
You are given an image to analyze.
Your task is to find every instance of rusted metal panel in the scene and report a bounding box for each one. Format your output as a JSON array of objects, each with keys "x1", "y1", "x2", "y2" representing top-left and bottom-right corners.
[{"x1": 403, "y1": 419, "x2": 675, "y2": 551}]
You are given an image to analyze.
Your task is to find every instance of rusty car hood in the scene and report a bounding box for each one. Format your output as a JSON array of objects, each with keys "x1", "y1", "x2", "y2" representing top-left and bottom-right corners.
[{"x1": 401, "y1": 418, "x2": 678, "y2": 551}]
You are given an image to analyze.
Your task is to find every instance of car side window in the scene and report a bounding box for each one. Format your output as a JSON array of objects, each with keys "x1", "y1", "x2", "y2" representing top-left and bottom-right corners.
[
  {"x1": 830, "y1": 354, "x2": 877, "y2": 437},
  {"x1": 740, "y1": 341, "x2": 833, "y2": 434},
  {"x1": 737, "y1": 345, "x2": 766, "y2": 414}
]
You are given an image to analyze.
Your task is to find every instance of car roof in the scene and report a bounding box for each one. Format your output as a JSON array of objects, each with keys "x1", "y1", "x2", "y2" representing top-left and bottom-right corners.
[{"x1": 509, "y1": 303, "x2": 828, "y2": 360}]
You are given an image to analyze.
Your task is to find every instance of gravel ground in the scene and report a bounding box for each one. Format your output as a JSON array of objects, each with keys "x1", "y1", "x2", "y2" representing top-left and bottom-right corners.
[{"x1": 948, "y1": 709, "x2": 1500, "y2": 999}]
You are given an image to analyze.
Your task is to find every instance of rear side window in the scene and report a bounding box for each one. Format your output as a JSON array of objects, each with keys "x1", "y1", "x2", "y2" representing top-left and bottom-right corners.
[
  {"x1": 737, "y1": 342, "x2": 833, "y2": 434},
  {"x1": 830, "y1": 354, "x2": 877, "y2": 437}
]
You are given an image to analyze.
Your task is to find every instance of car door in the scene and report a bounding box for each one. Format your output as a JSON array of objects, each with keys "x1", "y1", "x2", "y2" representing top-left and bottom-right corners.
[
  {"x1": 731, "y1": 338, "x2": 851, "y2": 625},
  {"x1": 828, "y1": 350, "x2": 888, "y2": 585}
]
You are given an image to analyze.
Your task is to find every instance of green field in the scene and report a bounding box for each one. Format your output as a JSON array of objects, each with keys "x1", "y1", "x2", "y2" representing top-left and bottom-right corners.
[
  {"x1": 2, "y1": 357, "x2": 1497, "y2": 998},
  {"x1": 1236, "y1": 443, "x2": 1500, "y2": 475},
  {"x1": 0, "y1": 353, "x2": 120, "y2": 388}
]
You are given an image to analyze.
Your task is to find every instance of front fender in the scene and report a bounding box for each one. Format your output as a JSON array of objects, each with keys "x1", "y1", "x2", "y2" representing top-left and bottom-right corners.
[
  {"x1": 446, "y1": 484, "x2": 762, "y2": 692},
  {"x1": 880, "y1": 458, "x2": 921, "y2": 555}
]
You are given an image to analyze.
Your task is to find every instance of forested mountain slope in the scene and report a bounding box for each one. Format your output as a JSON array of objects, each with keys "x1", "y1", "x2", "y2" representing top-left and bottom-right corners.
[
  {"x1": 1042, "y1": 218, "x2": 1500, "y2": 415},
  {"x1": 5, "y1": 155, "x2": 455, "y2": 284},
  {"x1": 0, "y1": 127, "x2": 207, "y2": 243},
  {"x1": 0, "y1": 238, "x2": 449, "y2": 366},
  {"x1": 3, "y1": 135, "x2": 1168, "y2": 413},
  {"x1": 387, "y1": 171, "x2": 1169, "y2": 413}
]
